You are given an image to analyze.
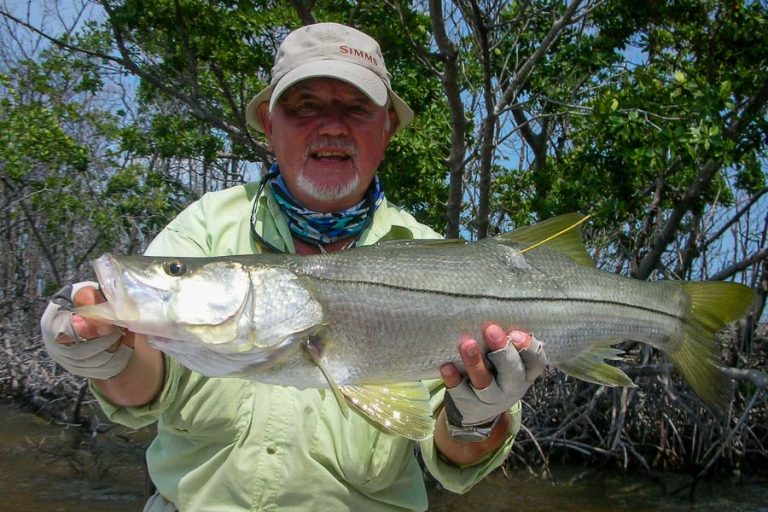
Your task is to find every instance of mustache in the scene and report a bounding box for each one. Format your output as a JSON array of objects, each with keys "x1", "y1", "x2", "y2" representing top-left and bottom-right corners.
[{"x1": 304, "y1": 137, "x2": 358, "y2": 159}]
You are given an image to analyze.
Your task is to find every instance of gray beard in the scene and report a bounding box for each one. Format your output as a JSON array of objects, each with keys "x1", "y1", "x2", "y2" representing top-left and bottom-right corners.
[{"x1": 295, "y1": 171, "x2": 361, "y2": 204}]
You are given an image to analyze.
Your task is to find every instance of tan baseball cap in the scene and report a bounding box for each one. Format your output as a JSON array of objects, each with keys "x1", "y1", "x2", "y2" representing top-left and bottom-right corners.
[{"x1": 246, "y1": 22, "x2": 413, "y2": 134}]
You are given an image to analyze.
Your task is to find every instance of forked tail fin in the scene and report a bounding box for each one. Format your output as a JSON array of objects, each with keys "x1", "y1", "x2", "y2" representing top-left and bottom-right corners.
[{"x1": 670, "y1": 282, "x2": 755, "y2": 412}]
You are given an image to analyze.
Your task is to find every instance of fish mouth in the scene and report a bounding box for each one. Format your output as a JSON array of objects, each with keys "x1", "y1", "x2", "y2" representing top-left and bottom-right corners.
[{"x1": 92, "y1": 253, "x2": 140, "y2": 322}]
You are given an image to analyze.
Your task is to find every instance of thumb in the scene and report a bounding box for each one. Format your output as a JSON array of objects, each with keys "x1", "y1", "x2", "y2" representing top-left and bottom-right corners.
[
  {"x1": 73, "y1": 285, "x2": 106, "y2": 306},
  {"x1": 71, "y1": 286, "x2": 117, "y2": 342}
]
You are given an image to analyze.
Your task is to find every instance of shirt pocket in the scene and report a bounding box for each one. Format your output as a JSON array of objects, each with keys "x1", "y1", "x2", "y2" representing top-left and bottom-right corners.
[{"x1": 162, "y1": 373, "x2": 251, "y2": 441}]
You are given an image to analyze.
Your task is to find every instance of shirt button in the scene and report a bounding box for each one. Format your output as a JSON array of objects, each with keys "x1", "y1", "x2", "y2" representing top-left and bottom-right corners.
[{"x1": 266, "y1": 445, "x2": 277, "y2": 455}]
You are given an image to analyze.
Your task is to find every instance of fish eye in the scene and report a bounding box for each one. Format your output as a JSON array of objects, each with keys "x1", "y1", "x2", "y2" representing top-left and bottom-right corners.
[{"x1": 163, "y1": 260, "x2": 187, "y2": 277}]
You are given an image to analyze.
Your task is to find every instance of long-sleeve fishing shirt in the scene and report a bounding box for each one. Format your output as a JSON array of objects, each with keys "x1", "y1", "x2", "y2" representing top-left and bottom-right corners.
[{"x1": 92, "y1": 183, "x2": 521, "y2": 511}]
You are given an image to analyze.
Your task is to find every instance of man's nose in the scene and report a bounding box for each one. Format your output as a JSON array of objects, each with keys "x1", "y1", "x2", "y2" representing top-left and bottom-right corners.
[{"x1": 317, "y1": 106, "x2": 349, "y2": 136}]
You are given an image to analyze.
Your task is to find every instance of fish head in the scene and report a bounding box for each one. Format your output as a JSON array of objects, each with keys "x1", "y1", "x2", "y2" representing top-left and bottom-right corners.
[{"x1": 88, "y1": 253, "x2": 252, "y2": 344}]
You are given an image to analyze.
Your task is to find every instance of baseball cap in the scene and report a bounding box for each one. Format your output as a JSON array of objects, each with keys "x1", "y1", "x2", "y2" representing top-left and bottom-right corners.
[{"x1": 246, "y1": 22, "x2": 413, "y2": 134}]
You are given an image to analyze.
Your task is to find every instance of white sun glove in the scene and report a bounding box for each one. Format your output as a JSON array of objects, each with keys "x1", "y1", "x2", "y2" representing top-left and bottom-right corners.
[
  {"x1": 40, "y1": 281, "x2": 132, "y2": 379},
  {"x1": 444, "y1": 334, "x2": 548, "y2": 427}
]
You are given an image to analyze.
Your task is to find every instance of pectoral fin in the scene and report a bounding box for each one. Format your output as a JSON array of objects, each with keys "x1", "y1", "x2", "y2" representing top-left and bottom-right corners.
[
  {"x1": 302, "y1": 336, "x2": 350, "y2": 419},
  {"x1": 558, "y1": 345, "x2": 635, "y2": 387},
  {"x1": 339, "y1": 383, "x2": 434, "y2": 441}
]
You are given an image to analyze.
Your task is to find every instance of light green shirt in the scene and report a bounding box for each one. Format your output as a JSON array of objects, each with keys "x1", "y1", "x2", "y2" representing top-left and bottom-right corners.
[{"x1": 93, "y1": 183, "x2": 520, "y2": 511}]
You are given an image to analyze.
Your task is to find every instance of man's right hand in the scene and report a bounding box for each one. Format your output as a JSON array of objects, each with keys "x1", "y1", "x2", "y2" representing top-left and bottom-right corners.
[
  {"x1": 69, "y1": 285, "x2": 128, "y2": 348},
  {"x1": 41, "y1": 282, "x2": 134, "y2": 380}
]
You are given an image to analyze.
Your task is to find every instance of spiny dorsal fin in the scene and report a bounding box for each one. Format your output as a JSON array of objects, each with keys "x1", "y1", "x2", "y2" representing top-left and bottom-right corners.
[
  {"x1": 496, "y1": 213, "x2": 594, "y2": 266},
  {"x1": 339, "y1": 383, "x2": 434, "y2": 441}
]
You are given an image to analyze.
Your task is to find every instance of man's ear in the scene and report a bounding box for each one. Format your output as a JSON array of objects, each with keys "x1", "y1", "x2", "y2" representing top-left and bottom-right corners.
[
  {"x1": 386, "y1": 108, "x2": 399, "y2": 140},
  {"x1": 257, "y1": 102, "x2": 273, "y2": 140},
  {"x1": 389, "y1": 108, "x2": 400, "y2": 138}
]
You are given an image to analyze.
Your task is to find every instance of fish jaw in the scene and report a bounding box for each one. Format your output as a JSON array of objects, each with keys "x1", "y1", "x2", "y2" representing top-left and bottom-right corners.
[{"x1": 92, "y1": 253, "x2": 140, "y2": 324}]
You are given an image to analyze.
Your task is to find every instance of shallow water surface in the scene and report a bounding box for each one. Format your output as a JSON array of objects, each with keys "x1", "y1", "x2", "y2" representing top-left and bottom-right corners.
[
  {"x1": 0, "y1": 402, "x2": 146, "y2": 511},
  {"x1": 1, "y1": 403, "x2": 766, "y2": 511},
  {"x1": 427, "y1": 466, "x2": 768, "y2": 511}
]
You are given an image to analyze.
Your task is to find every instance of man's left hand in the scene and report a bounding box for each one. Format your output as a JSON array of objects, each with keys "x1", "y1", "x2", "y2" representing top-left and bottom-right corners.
[{"x1": 433, "y1": 324, "x2": 547, "y2": 466}]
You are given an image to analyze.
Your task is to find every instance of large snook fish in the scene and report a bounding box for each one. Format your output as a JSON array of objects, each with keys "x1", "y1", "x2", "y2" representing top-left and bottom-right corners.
[{"x1": 76, "y1": 214, "x2": 754, "y2": 440}]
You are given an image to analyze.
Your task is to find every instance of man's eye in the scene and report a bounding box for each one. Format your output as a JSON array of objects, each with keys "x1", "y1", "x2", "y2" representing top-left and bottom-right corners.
[
  {"x1": 348, "y1": 104, "x2": 371, "y2": 115},
  {"x1": 296, "y1": 101, "x2": 321, "y2": 113}
]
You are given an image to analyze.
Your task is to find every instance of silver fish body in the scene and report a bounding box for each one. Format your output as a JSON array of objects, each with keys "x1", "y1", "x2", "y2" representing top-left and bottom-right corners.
[
  {"x1": 286, "y1": 239, "x2": 677, "y2": 383},
  {"x1": 77, "y1": 214, "x2": 754, "y2": 439}
]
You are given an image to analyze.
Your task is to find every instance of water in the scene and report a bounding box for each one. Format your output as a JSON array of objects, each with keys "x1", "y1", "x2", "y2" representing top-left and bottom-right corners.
[
  {"x1": 427, "y1": 467, "x2": 768, "y2": 511},
  {"x1": 0, "y1": 402, "x2": 146, "y2": 512},
  {"x1": 1, "y1": 403, "x2": 766, "y2": 511}
]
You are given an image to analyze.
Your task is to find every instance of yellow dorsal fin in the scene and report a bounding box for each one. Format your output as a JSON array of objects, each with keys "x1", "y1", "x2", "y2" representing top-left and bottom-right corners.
[{"x1": 496, "y1": 213, "x2": 594, "y2": 266}]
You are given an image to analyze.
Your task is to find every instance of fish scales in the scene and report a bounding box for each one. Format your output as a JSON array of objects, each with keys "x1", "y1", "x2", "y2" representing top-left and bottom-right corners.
[{"x1": 292, "y1": 240, "x2": 688, "y2": 383}]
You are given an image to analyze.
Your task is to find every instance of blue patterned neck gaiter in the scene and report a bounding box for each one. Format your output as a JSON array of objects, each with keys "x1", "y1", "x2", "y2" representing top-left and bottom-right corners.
[{"x1": 265, "y1": 164, "x2": 385, "y2": 247}]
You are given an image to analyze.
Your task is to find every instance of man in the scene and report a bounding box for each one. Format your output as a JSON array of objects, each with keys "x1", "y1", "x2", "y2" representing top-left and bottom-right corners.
[{"x1": 41, "y1": 23, "x2": 546, "y2": 511}]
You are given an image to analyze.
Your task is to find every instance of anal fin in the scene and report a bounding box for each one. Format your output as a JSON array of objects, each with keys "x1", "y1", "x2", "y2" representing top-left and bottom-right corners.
[{"x1": 558, "y1": 345, "x2": 635, "y2": 387}]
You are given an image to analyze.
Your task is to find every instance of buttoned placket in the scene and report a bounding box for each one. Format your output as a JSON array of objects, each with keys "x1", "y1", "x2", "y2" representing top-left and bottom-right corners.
[{"x1": 248, "y1": 384, "x2": 296, "y2": 511}]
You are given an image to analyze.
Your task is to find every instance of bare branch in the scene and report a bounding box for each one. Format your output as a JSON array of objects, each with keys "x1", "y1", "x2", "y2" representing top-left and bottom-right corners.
[
  {"x1": 459, "y1": 0, "x2": 497, "y2": 238},
  {"x1": 702, "y1": 188, "x2": 768, "y2": 250},
  {"x1": 1, "y1": 177, "x2": 62, "y2": 285},
  {"x1": 429, "y1": 0, "x2": 468, "y2": 238},
  {"x1": 636, "y1": 78, "x2": 768, "y2": 280},
  {"x1": 720, "y1": 368, "x2": 768, "y2": 389},
  {"x1": 291, "y1": 0, "x2": 317, "y2": 25},
  {"x1": 1, "y1": 3, "x2": 271, "y2": 160},
  {"x1": 494, "y1": 0, "x2": 585, "y2": 116},
  {"x1": 384, "y1": 0, "x2": 439, "y2": 75}
]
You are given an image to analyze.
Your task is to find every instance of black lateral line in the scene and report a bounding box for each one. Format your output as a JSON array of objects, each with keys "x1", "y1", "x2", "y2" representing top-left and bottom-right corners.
[{"x1": 307, "y1": 276, "x2": 682, "y2": 322}]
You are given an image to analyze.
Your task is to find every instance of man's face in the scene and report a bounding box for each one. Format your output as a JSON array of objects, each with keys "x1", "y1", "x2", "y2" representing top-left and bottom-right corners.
[{"x1": 259, "y1": 77, "x2": 397, "y2": 213}]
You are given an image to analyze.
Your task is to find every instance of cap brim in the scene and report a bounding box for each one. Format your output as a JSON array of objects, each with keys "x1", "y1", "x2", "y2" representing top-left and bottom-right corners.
[{"x1": 246, "y1": 61, "x2": 413, "y2": 134}]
